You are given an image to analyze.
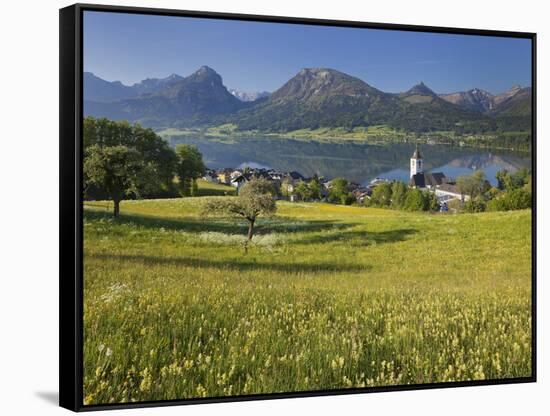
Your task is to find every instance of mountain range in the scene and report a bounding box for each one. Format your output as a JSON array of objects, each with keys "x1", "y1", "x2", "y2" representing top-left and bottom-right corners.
[
  {"x1": 439, "y1": 85, "x2": 531, "y2": 117},
  {"x1": 83, "y1": 66, "x2": 532, "y2": 135}
]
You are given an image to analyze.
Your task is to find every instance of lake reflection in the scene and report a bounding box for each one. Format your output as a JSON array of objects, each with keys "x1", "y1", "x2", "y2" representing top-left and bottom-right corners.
[{"x1": 169, "y1": 137, "x2": 531, "y2": 186}]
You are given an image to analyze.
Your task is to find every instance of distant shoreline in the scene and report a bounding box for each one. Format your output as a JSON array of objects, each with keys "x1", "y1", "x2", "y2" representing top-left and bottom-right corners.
[{"x1": 158, "y1": 125, "x2": 532, "y2": 154}]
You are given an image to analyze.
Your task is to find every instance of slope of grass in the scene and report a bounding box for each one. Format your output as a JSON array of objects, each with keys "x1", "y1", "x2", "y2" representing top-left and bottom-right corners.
[
  {"x1": 82, "y1": 199, "x2": 532, "y2": 404},
  {"x1": 195, "y1": 179, "x2": 236, "y2": 196}
]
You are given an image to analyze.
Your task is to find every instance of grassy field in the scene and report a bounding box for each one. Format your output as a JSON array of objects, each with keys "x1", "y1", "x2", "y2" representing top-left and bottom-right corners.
[
  {"x1": 83, "y1": 198, "x2": 532, "y2": 404},
  {"x1": 194, "y1": 179, "x2": 236, "y2": 197}
]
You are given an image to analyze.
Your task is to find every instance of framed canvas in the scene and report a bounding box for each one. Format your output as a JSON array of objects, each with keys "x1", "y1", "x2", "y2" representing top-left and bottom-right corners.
[{"x1": 59, "y1": 3, "x2": 536, "y2": 411}]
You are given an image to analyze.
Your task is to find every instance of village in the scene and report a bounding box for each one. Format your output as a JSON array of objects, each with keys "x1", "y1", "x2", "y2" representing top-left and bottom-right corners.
[{"x1": 201, "y1": 145, "x2": 468, "y2": 210}]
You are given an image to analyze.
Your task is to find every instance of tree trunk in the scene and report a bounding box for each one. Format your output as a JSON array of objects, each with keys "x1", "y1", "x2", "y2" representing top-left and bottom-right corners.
[
  {"x1": 113, "y1": 198, "x2": 120, "y2": 217},
  {"x1": 244, "y1": 219, "x2": 255, "y2": 255},
  {"x1": 182, "y1": 177, "x2": 191, "y2": 197},
  {"x1": 247, "y1": 219, "x2": 255, "y2": 241}
]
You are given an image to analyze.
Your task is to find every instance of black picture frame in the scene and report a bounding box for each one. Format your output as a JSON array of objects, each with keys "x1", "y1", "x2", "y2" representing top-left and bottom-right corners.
[{"x1": 60, "y1": 3, "x2": 537, "y2": 412}]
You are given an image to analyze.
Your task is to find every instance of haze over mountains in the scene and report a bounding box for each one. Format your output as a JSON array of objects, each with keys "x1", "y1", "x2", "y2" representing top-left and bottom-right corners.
[
  {"x1": 84, "y1": 66, "x2": 531, "y2": 135},
  {"x1": 229, "y1": 89, "x2": 271, "y2": 102},
  {"x1": 84, "y1": 72, "x2": 185, "y2": 102}
]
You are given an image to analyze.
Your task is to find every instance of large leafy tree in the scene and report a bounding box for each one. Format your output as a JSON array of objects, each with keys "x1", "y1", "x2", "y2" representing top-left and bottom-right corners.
[
  {"x1": 175, "y1": 144, "x2": 206, "y2": 196},
  {"x1": 201, "y1": 178, "x2": 276, "y2": 252},
  {"x1": 84, "y1": 145, "x2": 145, "y2": 217},
  {"x1": 308, "y1": 177, "x2": 323, "y2": 201},
  {"x1": 328, "y1": 178, "x2": 354, "y2": 205},
  {"x1": 294, "y1": 181, "x2": 312, "y2": 201},
  {"x1": 390, "y1": 181, "x2": 408, "y2": 208},
  {"x1": 83, "y1": 117, "x2": 177, "y2": 216},
  {"x1": 496, "y1": 168, "x2": 531, "y2": 191},
  {"x1": 371, "y1": 182, "x2": 393, "y2": 207},
  {"x1": 403, "y1": 189, "x2": 428, "y2": 211}
]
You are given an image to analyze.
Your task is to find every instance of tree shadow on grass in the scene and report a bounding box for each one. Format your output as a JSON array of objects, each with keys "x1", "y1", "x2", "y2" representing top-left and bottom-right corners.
[
  {"x1": 84, "y1": 209, "x2": 349, "y2": 235},
  {"x1": 294, "y1": 228, "x2": 418, "y2": 246},
  {"x1": 85, "y1": 209, "x2": 418, "y2": 249},
  {"x1": 93, "y1": 253, "x2": 371, "y2": 274}
]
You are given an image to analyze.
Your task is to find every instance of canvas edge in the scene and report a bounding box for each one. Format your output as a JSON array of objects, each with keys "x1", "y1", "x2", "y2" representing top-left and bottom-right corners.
[
  {"x1": 59, "y1": 3, "x2": 537, "y2": 412},
  {"x1": 60, "y1": 4, "x2": 84, "y2": 412}
]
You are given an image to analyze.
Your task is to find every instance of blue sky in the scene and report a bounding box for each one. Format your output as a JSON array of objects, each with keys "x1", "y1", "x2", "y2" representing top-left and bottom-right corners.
[{"x1": 83, "y1": 11, "x2": 532, "y2": 95}]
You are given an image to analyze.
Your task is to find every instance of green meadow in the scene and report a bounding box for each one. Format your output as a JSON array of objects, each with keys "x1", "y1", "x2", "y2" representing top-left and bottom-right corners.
[
  {"x1": 193, "y1": 179, "x2": 237, "y2": 197},
  {"x1": 83, "y1": 198, "x2": 532, "y2": 404}
]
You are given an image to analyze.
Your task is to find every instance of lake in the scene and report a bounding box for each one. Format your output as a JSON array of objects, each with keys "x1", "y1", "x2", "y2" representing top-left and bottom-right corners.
[{"x1": 169, "y1": 137, "x2": 531, "y2": 187}]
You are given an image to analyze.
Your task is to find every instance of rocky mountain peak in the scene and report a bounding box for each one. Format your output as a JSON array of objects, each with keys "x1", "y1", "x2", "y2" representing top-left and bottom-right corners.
[{"x1": 406, "y1": 82, "x2": 436, "y2": 96}]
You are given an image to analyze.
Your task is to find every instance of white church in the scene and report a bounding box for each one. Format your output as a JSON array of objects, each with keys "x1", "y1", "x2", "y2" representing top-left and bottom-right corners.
[{"x1": 408, "y1": 145, "x2": 469, "y2": 202}]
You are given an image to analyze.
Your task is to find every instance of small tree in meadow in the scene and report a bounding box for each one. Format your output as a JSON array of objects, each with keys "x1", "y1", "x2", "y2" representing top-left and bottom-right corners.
[{"x1": 201, "y1": 177, "x2": 277, "y2": 252}]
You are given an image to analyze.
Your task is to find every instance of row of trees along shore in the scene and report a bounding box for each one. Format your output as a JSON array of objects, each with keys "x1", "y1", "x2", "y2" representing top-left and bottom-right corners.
[
  {"x1": 459, "y1": 168, "x2": 532, "y2": 213},
  {"x1": 290, "y1": 177, "x2": 439, "y2": 211},
  {"x1": 83, "y1": 117, "x2": 206, "y2": 216},
  {"x1": 365, "y1": 169, "x2": 531, "y2": 213},
  {"x1": 289, "y1": 170, "x2": 531, "y2": 213}
]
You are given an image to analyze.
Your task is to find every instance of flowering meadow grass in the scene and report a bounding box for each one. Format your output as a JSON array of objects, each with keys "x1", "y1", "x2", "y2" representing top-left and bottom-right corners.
[{"x1": 83, "y1": 198, "x2": 532, "y2": 404}]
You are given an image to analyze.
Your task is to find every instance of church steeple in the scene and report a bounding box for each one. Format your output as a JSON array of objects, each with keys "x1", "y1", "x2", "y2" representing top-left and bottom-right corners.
[{"x1": 410, "y1": 144, "x2": 423, "y2": 178}]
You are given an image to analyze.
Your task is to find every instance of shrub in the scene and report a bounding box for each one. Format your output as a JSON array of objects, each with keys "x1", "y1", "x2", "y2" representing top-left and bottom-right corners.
[
  {"x1": 463, "y1": 197, "x2": 486, "y2": 213},
  {"x1": 403, "y1": 189, "x2": 427, "y2": 211},
  {"x1": 487, "y1": 188, "x2": 531, "y2": 211}
]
